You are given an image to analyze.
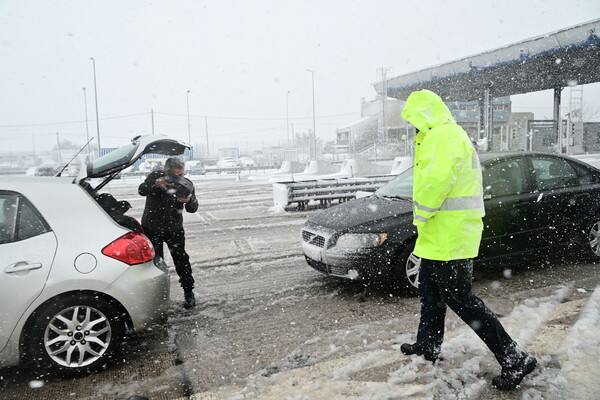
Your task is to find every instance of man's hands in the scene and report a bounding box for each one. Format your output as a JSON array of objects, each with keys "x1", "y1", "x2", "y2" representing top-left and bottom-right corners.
[
  {"x1": 156, "y1": 177, "x2": 191, "y2": 203},
  {"x1": 155, "y1": 177, "x2": 168, "y2": 190}
]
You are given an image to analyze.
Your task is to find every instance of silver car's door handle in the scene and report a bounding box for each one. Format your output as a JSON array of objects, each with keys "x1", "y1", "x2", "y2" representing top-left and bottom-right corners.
[{"x1": 5, "y1": 262, "x2": 43, "y2": 273}]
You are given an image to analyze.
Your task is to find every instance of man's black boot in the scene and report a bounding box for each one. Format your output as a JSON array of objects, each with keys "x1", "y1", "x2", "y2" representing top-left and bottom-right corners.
[
  {"x1": 183, "y1": 289, "x2": 196, "y2": 309},
  {"x1": 400, "y1": 343, "x2": 443, "y2": 363},
  {"x1": 492, "y1": 355, "x2": 537, "y2": 390}
]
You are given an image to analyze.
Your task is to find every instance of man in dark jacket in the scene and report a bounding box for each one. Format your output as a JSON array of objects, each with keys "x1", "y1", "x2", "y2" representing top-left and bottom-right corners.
[{"x1": 139, "y1": 157, "x2": 199, "y2": 308}]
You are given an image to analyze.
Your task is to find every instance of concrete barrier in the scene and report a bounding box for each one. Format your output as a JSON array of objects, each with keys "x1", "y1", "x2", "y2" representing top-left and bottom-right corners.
[{"x1": 272, "y1": 175, "x2": 394, "y2": 210}]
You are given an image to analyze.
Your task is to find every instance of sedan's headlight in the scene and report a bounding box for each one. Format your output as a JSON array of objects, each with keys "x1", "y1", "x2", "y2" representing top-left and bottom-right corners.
[{"x1": 335, "y1": 233, "x2": 388, "y2": 249}]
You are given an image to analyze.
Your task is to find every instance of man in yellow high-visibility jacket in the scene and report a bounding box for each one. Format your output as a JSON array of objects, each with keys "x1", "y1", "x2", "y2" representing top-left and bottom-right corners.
[{"x1": 400, "y1": 90, "x2": 536, "y2": 390}]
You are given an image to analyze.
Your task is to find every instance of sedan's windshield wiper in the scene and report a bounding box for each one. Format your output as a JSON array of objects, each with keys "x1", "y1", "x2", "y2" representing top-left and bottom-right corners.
[{"x1": 380, "y1": 194, "x2": 411, "y2": 200}]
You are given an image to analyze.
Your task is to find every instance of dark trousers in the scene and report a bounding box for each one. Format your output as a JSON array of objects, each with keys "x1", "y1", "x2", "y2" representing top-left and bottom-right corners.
[
  {"x1": 143, "y1": 226, "x2": 194, "y2": 291},
  {"x1": 416, "y1": 258, "x2": 522, "y2": 368}
]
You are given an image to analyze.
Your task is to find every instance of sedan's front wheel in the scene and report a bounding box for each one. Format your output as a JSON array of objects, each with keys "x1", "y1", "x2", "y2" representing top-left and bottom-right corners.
[
  {"x1": 395, "y1": 240, "x2": 420, "y2": 295},
  {"x1": 586, "y1": 219, "x2": 600, "y2": 260},
  {"x1": 26, "y1": 294, "x2": 125, "y2": 377}
]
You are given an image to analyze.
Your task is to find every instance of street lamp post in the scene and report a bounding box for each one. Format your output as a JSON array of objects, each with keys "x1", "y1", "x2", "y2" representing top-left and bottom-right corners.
[
  {"x1": 90, "y1": 57, "x2": 101, "y2": 154},
  {"x1": 205, "y1": 116, "x2": 209, "y2": 158},
  {"x1": 83, "y1": 87, "x2": 90, "y2": 146},
  {"x1": 306, "y1": 69, "x2": 316, "y2": 159},
  {"x1": 187, "y1": 90, "x2": 192, "y2": 159},
  {"x1": 286, "y1": 90, "x2": 291, "y2": 147}
]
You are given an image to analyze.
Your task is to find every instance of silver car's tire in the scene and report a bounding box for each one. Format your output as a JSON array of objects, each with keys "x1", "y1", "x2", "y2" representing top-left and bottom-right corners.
[{"x1": 26, "y1": 294, "x2": 125, "y2": 377}]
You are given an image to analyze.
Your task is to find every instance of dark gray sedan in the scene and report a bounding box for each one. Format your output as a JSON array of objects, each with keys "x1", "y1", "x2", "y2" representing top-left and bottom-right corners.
[{"x1": 301, "y1": 152, "x2": 600, "y2": 292}]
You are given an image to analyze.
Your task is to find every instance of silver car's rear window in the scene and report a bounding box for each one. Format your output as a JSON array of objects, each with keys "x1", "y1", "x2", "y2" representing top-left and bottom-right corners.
[{"x1": 88, "y1": 142, "x2": 138, "y2": 177}]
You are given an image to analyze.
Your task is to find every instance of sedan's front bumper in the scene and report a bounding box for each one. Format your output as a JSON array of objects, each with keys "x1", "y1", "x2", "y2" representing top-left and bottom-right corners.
[
  {"x1": 104, "y1": 257, "x2": 170, "y2": 330},
  {"x1": 302, "y1": 238, "x2": 396, "y2": 280}
]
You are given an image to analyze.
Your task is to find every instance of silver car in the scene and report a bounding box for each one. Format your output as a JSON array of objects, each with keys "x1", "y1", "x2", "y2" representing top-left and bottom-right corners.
[{"x1": 0, "y1": 135, "x2": 189, "y2": 377}]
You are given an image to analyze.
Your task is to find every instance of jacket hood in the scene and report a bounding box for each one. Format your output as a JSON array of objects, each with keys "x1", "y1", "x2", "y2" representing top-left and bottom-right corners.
[{"x1": 401, "y1": 90, "x2": 455, "y2": 132}]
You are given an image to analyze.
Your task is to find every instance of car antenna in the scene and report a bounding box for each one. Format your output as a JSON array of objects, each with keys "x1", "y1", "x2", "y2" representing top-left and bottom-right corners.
[{"x1": 56, "y1": 137, "x2": 95, "y2": 177}]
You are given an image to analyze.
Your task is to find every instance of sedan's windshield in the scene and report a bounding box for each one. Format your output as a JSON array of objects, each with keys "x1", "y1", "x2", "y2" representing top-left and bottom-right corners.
[{"x1": 375, "y1": 167, "x2": 414, "y2": 199}]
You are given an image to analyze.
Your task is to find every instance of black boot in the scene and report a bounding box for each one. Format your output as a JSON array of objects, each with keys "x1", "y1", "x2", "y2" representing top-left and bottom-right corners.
[
  {"x1": 183, "y1": 289, "x2": 196, "y2": 309},
  {"x1": 492, "y1": 355, "x2": 537, "y2": 390},
  {"x1": 400, "y1": 343, "x2": 443, "y2": 363}
]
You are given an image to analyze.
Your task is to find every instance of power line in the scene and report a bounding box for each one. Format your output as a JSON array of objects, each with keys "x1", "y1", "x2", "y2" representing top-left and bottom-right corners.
[
  {"x1": 0, "y1": 110, "x2": 358, "y2": 129},
  {"x1": 153, "y1": 111, "x2": 359, "y2": 120},
  {"x1": 217, "y1": 127, "x2": 282, "y2": 136},
  {"x1": 0, "y1": 112, "x2": 149, "y2": 128}
]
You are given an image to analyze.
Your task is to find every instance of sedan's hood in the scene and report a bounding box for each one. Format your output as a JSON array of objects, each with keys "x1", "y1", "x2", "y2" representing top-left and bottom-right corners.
[{"x1": 307, "y1": 195, "x2": 413, "y2": 231}]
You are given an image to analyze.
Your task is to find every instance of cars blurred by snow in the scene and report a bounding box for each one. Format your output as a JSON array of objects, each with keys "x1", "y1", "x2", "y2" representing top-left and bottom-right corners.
[
  {"x1": 216, "y1": 157, "x2": 241, "y2": 168},
  {"x1": 185, "y1": 160, "x2": 206, "y2": 175},
  {"x1": 25, "y1": 165, "x2": 60, "y2": 176},
  {"x1": 238, "y1": 156, "x2": 256, "y2": 167}
]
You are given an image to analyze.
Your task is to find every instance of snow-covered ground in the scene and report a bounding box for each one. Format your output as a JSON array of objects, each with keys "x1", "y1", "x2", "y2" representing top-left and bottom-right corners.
[{"x1": 189, "y1": 285, "x2": 600, "y2": 400}]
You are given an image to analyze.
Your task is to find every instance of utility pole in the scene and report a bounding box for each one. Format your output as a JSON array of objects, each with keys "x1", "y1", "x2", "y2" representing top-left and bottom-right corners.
[
  {"x1": 186, "y1": 90, "x2": 192, "y2": 154},
  {"x1": 286, "y1": 90, "x2": 291, "y2": 146},
  {"x1": 83, "y1": 87, "x2": 90, "y2": 146},
  {"x1": 291, "y1": 122, "x2": 295, "y2": 147},
  {"x1": 306, "y1": 69, "x2": 316, "y2": 159},
  {"x1": 205, "y1": 116, "x2": 209, "y2": 158},
  {"x1": 90, "y1": 57, "x2": 101, "y2": 153},
  {"x1": 151, "y1": 109, "x2": 155, "y2": 135},
  {"x1": 56, "y1": 132, "x2": 62, "y2": 164},
  {"x1": 377, "y1": 67, "x2": 392, "y2": 142}
]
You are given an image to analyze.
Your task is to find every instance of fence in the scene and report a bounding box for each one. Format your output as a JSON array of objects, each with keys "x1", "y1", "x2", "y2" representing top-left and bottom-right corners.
[{"x1": 272, "y1": 175, "x2": 395, "y2": 210}]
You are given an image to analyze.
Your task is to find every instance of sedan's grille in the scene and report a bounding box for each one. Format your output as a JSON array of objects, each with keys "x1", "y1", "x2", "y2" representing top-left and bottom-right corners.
[
  {"x1": 302, "y1": 230, "x2": 326, "y2": 248},
  {"x1": 312, "y1": 235, "x2": 325, "y2": 248}
]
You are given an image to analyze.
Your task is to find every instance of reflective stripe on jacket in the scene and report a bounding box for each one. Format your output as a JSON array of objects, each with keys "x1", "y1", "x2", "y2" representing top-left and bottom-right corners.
[{"x1": 401, "y1": 90, "x2": 485, "y2": 261}]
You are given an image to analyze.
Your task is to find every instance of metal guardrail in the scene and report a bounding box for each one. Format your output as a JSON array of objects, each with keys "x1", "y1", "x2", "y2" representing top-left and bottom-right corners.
[
  {"x1": 0, "y1": 168, "x2": 29, "y2": 175},
  {"x1": 272, "y1": 175, "x2": 395, "y2": 210},
  {"x1": 206, "y1": 166, "x2": 277, "y2": 174}
]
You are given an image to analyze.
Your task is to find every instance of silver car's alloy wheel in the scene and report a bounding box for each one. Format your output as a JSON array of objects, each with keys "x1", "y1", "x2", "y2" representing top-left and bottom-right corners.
[
  {"x1": 405, "y1": 253, "x2": 421, "y2": 289},
  {"x1": 589, "y1": 221, "x2": 600, "y2": 257},
  {"x1": 44, "y1": 305, "x2": 112, "y2": 368}
]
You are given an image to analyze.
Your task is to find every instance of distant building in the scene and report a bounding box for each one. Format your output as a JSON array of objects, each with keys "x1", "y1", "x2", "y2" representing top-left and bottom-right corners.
[
  {"x1": 526, "y1": 120, "x2": 566, "y2": 153},
  {"x1": 583, "y1": 122, "x2": 600, "y2": 153},
  {"x1": 334, "y1": 96, "x2": 407, "y2": 157},
  {"x1": 508, "y1": 112, "x2": 535, "y2": 152},
  {"x1": 446, "y1": 96, "x2": 512, "y2": 151},
  {"x1": 334, "y1": 92, "x2": 599, "y2": 158},
  {"x1": 334, "y1": 116, "x2": 377, "y2": 154}
]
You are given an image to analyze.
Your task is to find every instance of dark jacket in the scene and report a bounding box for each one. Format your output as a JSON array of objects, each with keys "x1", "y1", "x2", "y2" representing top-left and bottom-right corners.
[{"x1": 138, "y1": 170, "x2": 198, "y2": 232}]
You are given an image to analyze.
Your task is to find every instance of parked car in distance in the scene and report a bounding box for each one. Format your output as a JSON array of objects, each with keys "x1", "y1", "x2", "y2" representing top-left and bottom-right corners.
[
  {"x1": 25, "y1": 165, "x2": 60, "y2": 177},
  {"x1": 216, "y1": 157, "x2": 241, "y2": 169},
  {"x1": 239, "y1": 156, "x2": 256, "y2": 167},
  {"x1": 301, "y1": 152, "x2": 600, "y2": 293},
  {"x1": 186, "y1": 160, "x2": 206, "y2": 175},
  {"x1": 0, "y1": 135, "x2": 189, "y2": 377}
]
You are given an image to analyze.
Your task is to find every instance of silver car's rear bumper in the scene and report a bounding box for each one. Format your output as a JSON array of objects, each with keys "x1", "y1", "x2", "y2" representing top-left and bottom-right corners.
[{"x1": 105, "y1": 258, "x2": 170, "y2": 330}]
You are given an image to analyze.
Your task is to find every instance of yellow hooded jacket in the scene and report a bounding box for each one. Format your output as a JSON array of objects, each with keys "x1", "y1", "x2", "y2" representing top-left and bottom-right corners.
[{"x1": 401, "y1": 90, "x2": 485, "y2": 261}]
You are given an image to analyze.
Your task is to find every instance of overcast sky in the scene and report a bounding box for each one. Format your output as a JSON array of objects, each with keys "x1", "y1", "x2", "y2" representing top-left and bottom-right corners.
[{"x1": 1, "y1": 0, "x2": 599, "y2": 155}]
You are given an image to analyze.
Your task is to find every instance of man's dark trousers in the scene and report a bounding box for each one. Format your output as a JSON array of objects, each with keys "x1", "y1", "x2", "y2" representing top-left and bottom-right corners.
[
  {"x1": 143, "y1": 226, "x2": 194, "y2": 291},
  {"x1": 416, "y1": 258, "x2": 521, "y2": 368}
]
